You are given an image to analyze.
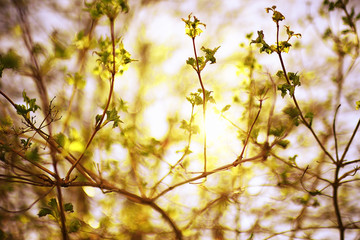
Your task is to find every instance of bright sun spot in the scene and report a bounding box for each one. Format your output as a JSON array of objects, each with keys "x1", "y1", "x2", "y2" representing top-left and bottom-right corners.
[{"x1": 204, "y1": 107, "x2": 229, "y2": 144}]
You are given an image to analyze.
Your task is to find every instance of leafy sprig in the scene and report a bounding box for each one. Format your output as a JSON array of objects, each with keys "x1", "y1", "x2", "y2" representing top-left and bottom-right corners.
[
  {"x1": 182, "y1": 13, "x2": 206, "y2": 38},
  {"x1": 14, "y1": 90, "x2": 41, "y2": 119},
  {"x1": 251, "y1": 6, "x2": 301, "y2": 54}
]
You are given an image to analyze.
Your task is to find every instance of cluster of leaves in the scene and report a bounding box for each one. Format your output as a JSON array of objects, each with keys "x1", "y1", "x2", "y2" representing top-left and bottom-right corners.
[
  {"x1": 186, "y1": 89, "x2": 215, "y2": 106},
  {"x1": 1, "y1": 0, "x2": 360, "y2": 239},
  {"x1": 14, "y1": 90, "x2": 41, "y2": 120},
  {"x1": 182, "y1": 13, "x2": 206, "y2": 38},
  {"x1": 251, "y1": 6, "x2": 301, "y2": 54},
  {"x1": 93, "y1": 36, "x2": 134, "y2": 79},
  {"x1": 95, "y1": 108, "x2": 123, "y2": 128},
  {"x1": 0, "y1": 49, "x2": 22, "y2": 77},
  {"x1": 38, "y1": 198, "x2": 80, "y2": 233},
  {"x1": 85, "y1": 0, "x2": 129, "y2": 20},
  {"x1": 276, "y1": 70, "x2": 300, "y2": 98},
  {"x1": 186, "y1": 46, "x2": 220, "y2": 72}
]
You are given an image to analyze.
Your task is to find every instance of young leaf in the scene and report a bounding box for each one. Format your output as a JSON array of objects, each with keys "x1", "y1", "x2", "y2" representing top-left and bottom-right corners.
[
  {"x1": 106, "y1": 108, "x2": 123, "y2": 128},
  {"x1": 202, "y1": 89, "x2": 215, "y2": 104},
  {"x1": 251, "y1": 30, "x2": 273, "y2": 54},
  {"x1": 305, "y1": 112, "x2": 314, "y2": 126},
  {"x1": 68, "y1": 219, "x2": 81, "y2": 233},
  {"x1": 182, "y1": 13, "x2": 206, "y2": 38},
  {"x1": 38, "y1": 207, "x2": 53, "y2": 217},
  {"x1": 356, "y1": 100, "x2": 360, "y2": 110},
  {"x1": 288, "y1": 72, "x2": 301, "y2": 86},
  {"x1": 276, "y1": 139, "x2": 290, "y2": 149},
  {"x1": 0, "y1": 49, "x2": 22, "y2": 70},
  {"x1": 265, "y1": 6, "x2": 285, "y2": 23},
  {"x1": 221, "y1": 105, "x2": 231, "y2": 113},
  {"x1": 25, "y1": 146, "x2": 40, "y2": 162},
  {"x1": 201, "y1": 46, "x2": 220, "y2": 64},
  {"x1": 48, "y1": 198, "x2": 58, "y2": 209},
  {"x1": 54, "y1": 133, "x2": 66, "y2": 147},
  {"x1": 64, "y1": 203, "x2": 74, "y2": 213}
]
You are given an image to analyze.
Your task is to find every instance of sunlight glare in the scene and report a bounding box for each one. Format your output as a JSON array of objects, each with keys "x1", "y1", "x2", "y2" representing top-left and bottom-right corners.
[{"x1": 204, "y1": 107, "x2": 229, "y2": 143}]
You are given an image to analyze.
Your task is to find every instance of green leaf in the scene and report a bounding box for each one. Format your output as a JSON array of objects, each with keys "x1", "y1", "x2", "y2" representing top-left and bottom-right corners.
[
  {"x1": 221, "y1": 104, "x2": 231, "y2": 113},
  {"x1": 309, "y1": 190, "x2": 322, "y2": 196},
  {"x1": 95, "y1": 114, "x2": 102, "y2": 126},
  {"x1": 106, "y1": 108, "x2": 123, "y2": 128},
  {"x1": 283, "y1": 106, "x2": 300, "y2": 126},
  {"x1": 251, "y1": 30, "x2": 274, "y2": 54},
  {"x1": 186, "y1": 91, "x2": 203, "y2": 106},
  {"x1": 119, "y1": 98, "x2": 128, "y2": 112},
  {"x1": 68, "y1": 219, "x2": 81, "y2": 233},
  {"x1": 64, "y1": 203, "x2": 74, "y2": 213},
  {"x1": 20, "y1": 138, "x2": 32, "y2": 149},
  {"x1": 269, "y1": 125, "x2": 286, "y2": 137},
  {"x1": 15, "y1": 90, "x2": 41, "y2": 118},
  {"x1": 305, "y1": 112, "x2": 314, "y2": 126},
  {"x1": 201, "y1": 46, "x2": 220, "y2": 64},
  {"x1": 277, "y1": 83, "x2": 294, "y2": 98},
  {"x1": 182, "y1": 13, "x2": 206, "y2": 38},
  {"x1": 202, "y1": 89, "x2": 215, "y2": 104},
  {"x1": 0, "y1": 49, "x2": 22, "y2": 70},
  {"x1": 48, "y1": 198, "x2": 58, "y2": 209},
  {"x1": 289, "y1": 154, "x2": 298, "y2": 166},
  {"x1": 25, "y1": 146, "x2": 40, "y2": 162},
  {"x1": 288, "y1": 72, "x2": 301, "y2": 86},
  {"x1": 38, "y1": 207, "x2": 53, "y2": 217},
  {"x1": 277, "y1": 139, "x2": 290, "y2": 148},
  {"x1": 66, "y1": 72, "x2": 86, "y2": 89},
  {"x1": 186, "y1": 57, "x2": 196, "y2": 70},
  {"x1": 54, "y1": 133, "x2": 66, "y2": 147},
  {"x1": 180, "y1": 120, "x2": 199, "y2": 134},
  {"x1": 356, "y1": 100, "x2": 360, "y2": 110}
]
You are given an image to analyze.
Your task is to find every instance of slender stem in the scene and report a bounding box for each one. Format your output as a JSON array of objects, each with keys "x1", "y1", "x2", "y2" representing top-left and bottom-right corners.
[
  {"x1": 275, "y1": 23, "x2": 335, "y2": 163},
  {"x1": 65, "y1": 19, "x2": 116, "y2": 181},
  {"x1": 333, "y1": 165, "x2": 345, "y2": 240},
  {"x1": 340, "y1": 119, "x2": 360, "y2": 164},
  {"x1": 333, "y1": 105, "x2": 341, "y2": 162},
  {"x1": 153, "y1": 154, "x2": 263, "y2": 200},
  {"x1": 236, "y1": 99, "x2": 263, "y2": 164},
  {"x1": 191, "y1": 37, "x2": 207, "y2": 173}
]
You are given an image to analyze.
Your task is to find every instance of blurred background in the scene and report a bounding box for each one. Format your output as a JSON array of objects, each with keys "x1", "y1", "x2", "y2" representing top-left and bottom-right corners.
[{"x1": 1, "y1": 0, "x2": 360, "y2": 239}]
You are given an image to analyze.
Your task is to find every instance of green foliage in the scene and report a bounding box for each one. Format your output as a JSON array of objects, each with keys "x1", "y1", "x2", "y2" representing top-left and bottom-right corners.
[
  {"x1": 305, "y1": 112, "x2": 314, "y2": 126},
  {"x1": 93, "y1": 36, "x2": 134, "y2": 77},
  {"x1": 265, "y1": 5, "x2": 285, "y2": 23},
  {"x1": 54, "y1": 133, "x2": 66, "y2": 147},
  {"x1": 277, "y1": 71, "x2": 301, "y2": 98},
  {"x1": 251, "y1": 7, "x2": 301, "y2": 54},
  {"x1": 38, "y1": 199, "x2": 75, "y2": 218},
  {"x1": 0, "y1": 1, "x2": 359, "y2": 240},
  {"x1": 283, "y1": 106, "x2": 300, "y2": 126},
  {"x1": 0, "y1": 49, "x2": 22, "y2": 77},
  {"x1": 25, "y1": 146, "x2": 40, "y2": 162},
  {"x1": 84, "y1": 0, "x2": 129, "y2": 20},
  {"x1": 66, "y1": 72, "x2": 86, "y2": 89},
  {"x1": 186, "y1": 89, "x2": 215, "y2": 106},
  {"x1": 96, "y1": 108, "x2": 123, "y2": 128},
  {"x1": 186, "y1": 46, "x2": 220, "y2": 72},
  {"x1": 180, "y1": 119, "x2": 199, "y2": 134},
  {"x1": 68, "y1": 218, "x2": 81, "y2": 233},
  {"x1": 182, "y1": 13, "x2": 206, "y2": 38},
  {"x1": 14, "y1": 90, "x2": 41, "y2": 119},
  {"x1": 221, "y1": 104, "x2": 231, "y2": 113}
]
